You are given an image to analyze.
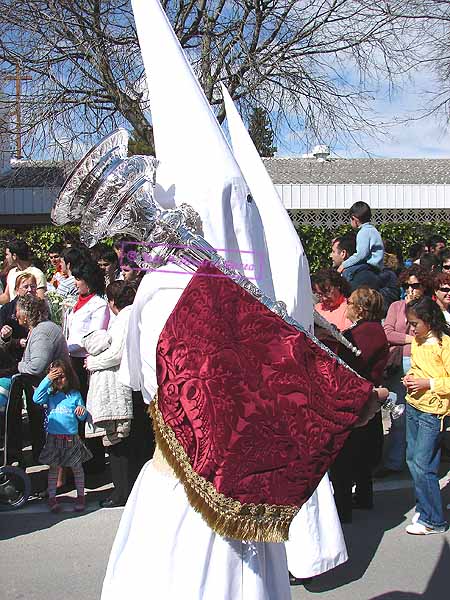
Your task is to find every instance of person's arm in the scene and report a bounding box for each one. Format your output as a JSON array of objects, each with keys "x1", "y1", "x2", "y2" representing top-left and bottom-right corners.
[
  {"x1": 33, "y1": 268, "x2": 47, "y2": 300},
  {"x1": 68, "y1": 304, "x2": 109, "y2": 354},
  {"x1": 18, "y1": 330, "x2": 53, "y2": 376},
  {"x1": 86, "y1": 326, "x2": 126, "y2": 371},
  {"x1": 87, "y1": 304, "x2": 109, "y2": 332},
  {"x1": 429, "y1": 337, "x2": 450, "y2": 396},
  {"x1": 0, "y1": 304, "x2": 7, "y2": 329},
  {"x1": 342, "y1": 227, "x2": 371, "y2": 269},
  {"x1": 67, "y1": 303, "x2": 108, "y2": 354},
  {"x1": 383, "y1": 302, "x2": 412, "y2": 346},
  {"x1": 74, "y1": 392, "x2": 88, "y2": 421},
  {"x1": 32, "y1": 376, "x2": 52, "y2": 405},
  {"x1": 354, "y1": 387, "x2": 389, "y2": 427}
]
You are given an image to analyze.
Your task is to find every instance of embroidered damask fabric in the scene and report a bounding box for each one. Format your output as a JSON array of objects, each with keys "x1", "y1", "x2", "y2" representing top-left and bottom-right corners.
[{"x1": 154, "y1": 262, "x2": 374, "y2": 541}]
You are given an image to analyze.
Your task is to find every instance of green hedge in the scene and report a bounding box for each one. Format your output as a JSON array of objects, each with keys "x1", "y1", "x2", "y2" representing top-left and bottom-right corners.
[{"x1": 2, "y1": 221, "x2": 450, "y2": 275}]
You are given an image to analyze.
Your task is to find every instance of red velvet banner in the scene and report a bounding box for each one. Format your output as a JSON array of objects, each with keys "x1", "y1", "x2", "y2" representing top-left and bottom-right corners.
[{"x1": 156, "y1": 262, "x2": 373, "y2": 514}]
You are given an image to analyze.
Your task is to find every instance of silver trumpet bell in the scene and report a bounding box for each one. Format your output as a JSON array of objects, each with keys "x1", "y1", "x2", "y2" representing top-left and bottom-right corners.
[
  {"x1": 80, "y1": 154, "x2": 160, "y2": 248},
  {"x1": 52, "y1": 129, "x2": 129, "y2": 225},
  {"x1": 52, "y1": 130, "x2": 203, "y2": 273}
]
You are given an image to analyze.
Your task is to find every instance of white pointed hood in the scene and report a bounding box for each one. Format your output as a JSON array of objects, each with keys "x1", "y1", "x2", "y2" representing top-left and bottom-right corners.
[
  {"x1": 131, "y1": 0, "x2": 273, "y2": 297},
  {"x1": 122, "y1": 0, "x2": 275, "y2": 395},
  {"x1": 221, "y1": 84, "x2": 313, "y2": 332}
]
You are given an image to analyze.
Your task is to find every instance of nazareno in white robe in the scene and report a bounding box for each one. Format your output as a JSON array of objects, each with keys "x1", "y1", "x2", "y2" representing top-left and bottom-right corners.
[{"x1": 101, "y1": 271, "x2": 347, "y2": 600}]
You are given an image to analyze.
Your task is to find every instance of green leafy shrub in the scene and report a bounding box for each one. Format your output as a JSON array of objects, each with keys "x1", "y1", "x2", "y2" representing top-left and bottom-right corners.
[{"x1": 2, "y1": 220, "x2": 450, "y2": 276}]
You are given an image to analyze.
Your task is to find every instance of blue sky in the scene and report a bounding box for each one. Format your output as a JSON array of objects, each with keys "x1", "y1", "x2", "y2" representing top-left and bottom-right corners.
[
  {"x1": 4, "y1": 53, "x2": 449, "y2": 162},
  {"x1": 277, "y1": 67, "x2": 450, "y2": 159}
]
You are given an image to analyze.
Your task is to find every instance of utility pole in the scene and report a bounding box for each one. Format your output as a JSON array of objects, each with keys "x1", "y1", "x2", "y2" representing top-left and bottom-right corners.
[{"x1": 0, "y1": 63, "x2": 32, "y2": 159}]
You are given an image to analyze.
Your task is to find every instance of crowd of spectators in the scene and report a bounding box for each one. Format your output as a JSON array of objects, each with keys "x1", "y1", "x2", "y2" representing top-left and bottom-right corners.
[
  {"x1": 311, "y1": 205, "x2": 450, "y2": 532},
  {"x1": 0, "y1": 235, "x2": 153, "y2": 509},
  {"x1": 0, "y1": 210, "x2": 449, "y2": 531}
]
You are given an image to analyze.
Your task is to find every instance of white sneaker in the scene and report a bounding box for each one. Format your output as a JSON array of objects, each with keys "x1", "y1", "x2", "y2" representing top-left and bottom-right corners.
[
  {"x1": 412, "y1": 512, "x2": 420, "y2": 524},
  {"x1": 446, "y1": 504, "x2": 450, "y2": 510},
  {"x1": 405, "y1": 523, "x2": 446, "y2": 535}
]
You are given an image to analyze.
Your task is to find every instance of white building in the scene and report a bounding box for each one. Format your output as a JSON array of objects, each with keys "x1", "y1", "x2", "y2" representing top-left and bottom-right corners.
[
  {"x1": 263, "y1": 149, "x2": 450, "y2": 230},
  {"x1": 0, "y1": 161, "x2": 69, "y2": 226},
  {"x1": 0, "y1": 143, "x2": 449, "y2": 228}
]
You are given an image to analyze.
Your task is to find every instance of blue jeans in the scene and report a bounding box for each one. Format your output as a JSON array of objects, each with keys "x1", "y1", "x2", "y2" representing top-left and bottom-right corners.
[
  {"x1": 384, "y1": 356, "x2": 410, "y2": 470},
  {"x1": 406, "y1": 403, "x2": 447, "y2": 530}
]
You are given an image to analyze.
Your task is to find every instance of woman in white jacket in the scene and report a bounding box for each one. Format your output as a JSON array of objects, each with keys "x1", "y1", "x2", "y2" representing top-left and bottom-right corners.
[
  {"x1": 65, "y1": 261, "x2": 109, "y2": 474},
  {"x1": 86, "y1": 281, "x2": 153, "y2": 507}
]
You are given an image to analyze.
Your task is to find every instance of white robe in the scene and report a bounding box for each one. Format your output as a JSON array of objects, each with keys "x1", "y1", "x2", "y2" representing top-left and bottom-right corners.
[
  {"x1": 102, "y1": 460, "x2": 291, "y2": 600},
  {"x1": 101, "y1": 270, "x2": 347, "y2": 600}
]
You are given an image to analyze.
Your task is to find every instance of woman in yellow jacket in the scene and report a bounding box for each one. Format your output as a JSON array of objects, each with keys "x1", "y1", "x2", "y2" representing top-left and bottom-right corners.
[{"x1": 403, "y1": 296, "x2": 450, "y2": 535}]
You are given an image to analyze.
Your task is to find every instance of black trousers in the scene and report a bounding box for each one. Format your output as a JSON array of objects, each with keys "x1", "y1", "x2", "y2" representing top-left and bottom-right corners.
[
  {"x1": 70, "y1": 356, "x2": 106, "y2": 474},
  {"x1": 109, "y1": 391, "x2": 155, "y2": 502},
  {"x1": 330, "y1": 412, "x2": 383, "y2": 520},
  {"x1": 6, "y1": 375, "x2": 45, "y2": 464}
]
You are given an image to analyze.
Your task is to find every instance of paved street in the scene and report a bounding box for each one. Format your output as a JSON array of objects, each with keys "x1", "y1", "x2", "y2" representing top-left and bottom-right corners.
[{"x1": 1, "y1": 471, "x2": 449, "y2": 600}]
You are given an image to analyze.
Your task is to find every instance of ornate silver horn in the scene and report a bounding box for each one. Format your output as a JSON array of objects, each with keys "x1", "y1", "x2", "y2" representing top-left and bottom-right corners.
[
  {"x1": 80, "y1": 154, "x2": 160, "y2": 247},
  {"x1": 52, "y1": 128, "x2": 129, "y2": 225}
]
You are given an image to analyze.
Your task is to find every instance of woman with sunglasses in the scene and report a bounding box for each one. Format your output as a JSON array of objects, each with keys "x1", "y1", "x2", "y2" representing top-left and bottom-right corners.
[
  {"x1": 433, "y1": 272, "x2": 450, "y2": 324},
  {"x1": 438, "y1": 248, "x2": 450, "y2": 273},
  {"x1": 0, "y1": 273, "x2": 39, "y2": 465},
  {"x1": 0, "y1": 273, "x2": 38, "y2": 341},
  {"x1": 375, "y1": 266, "x2": 432, "y2": 478}
]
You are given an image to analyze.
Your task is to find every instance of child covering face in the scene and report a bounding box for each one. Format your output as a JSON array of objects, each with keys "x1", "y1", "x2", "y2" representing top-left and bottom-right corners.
[{"x1": 33, "y1": 360, "x2": 92, "y2": 513}]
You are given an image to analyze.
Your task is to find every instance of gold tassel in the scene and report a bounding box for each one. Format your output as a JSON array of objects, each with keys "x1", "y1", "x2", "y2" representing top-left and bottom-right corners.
[{"x1": 150, "y1": 396, "x2": 299, "y2": 543}]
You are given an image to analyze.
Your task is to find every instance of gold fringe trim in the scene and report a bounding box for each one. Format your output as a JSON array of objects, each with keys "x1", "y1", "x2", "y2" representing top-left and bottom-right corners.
[{"x1": 150, "y1": 394, "x2": 299, "y2": 543}]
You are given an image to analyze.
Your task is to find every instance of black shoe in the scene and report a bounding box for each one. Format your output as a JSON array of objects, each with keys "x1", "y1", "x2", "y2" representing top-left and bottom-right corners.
[
  {"x1": 289, "y1": 573, "x2": 313, "y2": 586},
  {"x1": 99, "y1": 497, "x2": 126, "y2": 508},
  {"x1": 84, "y1": 463, "x2": 106, "y2": 476}
]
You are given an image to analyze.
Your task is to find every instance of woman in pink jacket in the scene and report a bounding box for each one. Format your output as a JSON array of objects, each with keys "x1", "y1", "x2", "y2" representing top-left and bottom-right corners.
[{"x1": 376, "y1": 265, "x2": 431, "y2": 477}]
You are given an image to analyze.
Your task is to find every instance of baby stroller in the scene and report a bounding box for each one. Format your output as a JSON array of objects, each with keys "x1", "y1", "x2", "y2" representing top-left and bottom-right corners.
[{"x1": 0, "y1": 374, "x2": 31, "y2": 510}]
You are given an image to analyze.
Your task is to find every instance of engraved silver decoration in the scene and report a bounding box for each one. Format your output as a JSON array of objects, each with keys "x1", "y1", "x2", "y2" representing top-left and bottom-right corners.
[
  {"x1": 52, "y1": 128, "x2": 129, "y2": 225},
  {"x1": 52, "y1": 129, "x2": 400, "y2": 416},
  {"x1": 80, "y1": 155, "x2": 159, "y2": 247}
]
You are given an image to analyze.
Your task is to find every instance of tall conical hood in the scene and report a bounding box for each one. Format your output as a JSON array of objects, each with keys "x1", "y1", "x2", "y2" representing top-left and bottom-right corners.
[
  {"x1": 131, "y1": 0, "x2": 273, "y2": 296},
  {"x1": 221, "y1": 84, "x2": 313, "y2": 331}
]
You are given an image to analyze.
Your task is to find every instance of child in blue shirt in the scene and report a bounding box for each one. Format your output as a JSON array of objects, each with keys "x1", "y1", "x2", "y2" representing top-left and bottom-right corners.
[
  {"x1": 33, "y1": 359, "x2": 92, "y2": 513},
  {"x1": 339, "y1": 201, "x2": 384, "y2": 282}
]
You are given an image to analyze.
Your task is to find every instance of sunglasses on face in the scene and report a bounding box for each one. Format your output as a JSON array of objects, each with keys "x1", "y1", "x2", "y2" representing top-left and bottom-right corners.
[
  {"x1": 442, "y1": 264, "x2": 450, "y2": 271},
  {"x1": 403, "y1": 283, "x2": 422, "y2": 290},
  {"x1": 438, "y1": 287, "x2": 450, "y2": 294}
]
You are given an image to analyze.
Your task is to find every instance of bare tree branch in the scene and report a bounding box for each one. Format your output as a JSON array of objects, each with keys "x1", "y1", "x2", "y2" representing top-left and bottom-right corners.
[{"x1": 0, "y1": 0, "x2": 445, "y2": 160}]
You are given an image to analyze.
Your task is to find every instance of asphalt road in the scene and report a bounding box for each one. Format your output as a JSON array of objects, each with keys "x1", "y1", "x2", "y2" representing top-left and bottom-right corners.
[{"x1": 1, "y1": 477, "x2": 449, "y2": 600}]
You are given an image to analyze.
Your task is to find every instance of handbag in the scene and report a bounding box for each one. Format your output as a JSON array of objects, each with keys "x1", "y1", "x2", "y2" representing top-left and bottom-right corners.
[{"x1": 384, "y1": 345, "x2": 403, "y2": 378}]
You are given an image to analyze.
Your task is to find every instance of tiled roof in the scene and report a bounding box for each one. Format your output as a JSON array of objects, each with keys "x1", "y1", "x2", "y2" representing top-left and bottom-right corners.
[
  {"x1": 1, "y1": 157, "x2": 450, "y2": 188},
  {"x1": 0, "y1": 161, "x2": 73, "y2": 188},
  {"x1": 262, "y1": 157, "x2": 450, "y2": 185}
]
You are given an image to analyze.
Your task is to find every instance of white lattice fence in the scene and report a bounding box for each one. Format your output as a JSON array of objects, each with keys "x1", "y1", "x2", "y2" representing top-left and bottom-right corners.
[{"x1": 288, "y1": 209, "x2": 450, "y2": 229}]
